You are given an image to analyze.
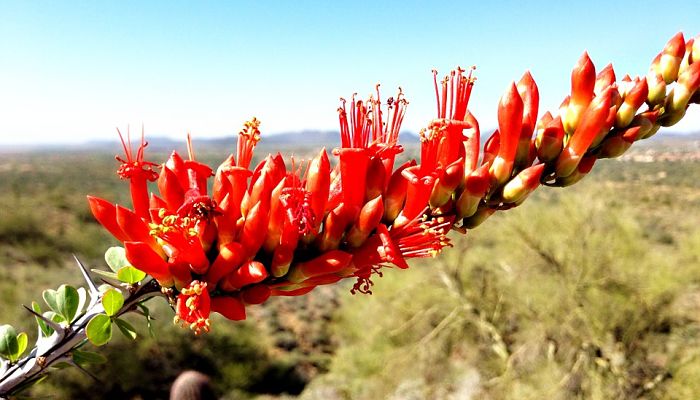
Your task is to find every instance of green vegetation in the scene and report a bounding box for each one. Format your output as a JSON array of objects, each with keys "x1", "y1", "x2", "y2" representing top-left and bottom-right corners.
[{"x1": 1, "y1": 147, "x2": 700, "y2": 399}]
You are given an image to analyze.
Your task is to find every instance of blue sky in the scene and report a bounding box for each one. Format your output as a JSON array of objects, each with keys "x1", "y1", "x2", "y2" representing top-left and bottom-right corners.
[{"x1": 0, "y1": 0, "x2": 698, "y2": 145}]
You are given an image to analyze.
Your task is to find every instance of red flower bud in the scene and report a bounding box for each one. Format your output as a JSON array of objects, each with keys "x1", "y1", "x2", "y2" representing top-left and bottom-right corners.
[
  {"x1": 204, "y1": 242, "x2": 246, "y2": 286},
  {"x1": 347, "y1": 196, "x2": 385, "y2": 247},
  {"x1": 220, "y1": 261, "x2": 268, "y2": 291},
  {"x1": 286, "y1": 250, "x2": 353, "y2": 284},
  {"x1": 563, "y1": 52, "x2": 596, "y2": 134},
  {"x1": 490, "y1": 82, "x2": 524, "y2": 184}
]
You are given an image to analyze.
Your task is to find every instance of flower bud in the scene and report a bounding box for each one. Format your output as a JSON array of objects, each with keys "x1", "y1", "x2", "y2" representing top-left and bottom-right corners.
[
  {"x1": 238, "y1": 199, "x2": 270, "y2": 259},
  {"x1": 597, "y1": 126, "x2": 642, "y2": 159},
  {"x1": 490, "y1": 82, "x2": 524, "y2": 185},
  {"x1": 220, "y1": 261, "x2": 268, "y2": 291},
  {"x1": 554, "y1": 156, "x2": 596, "y2": 187},
  {"x1": 646, "y1": 73, "x2": 667, "y2": 106},
  {"x1": 563, "y1": 52, "x2": 596, "y2": 135},
  {"x1": 631, "y1": 110, "x2": 661, "y2": 140},
  {"x1": 555, "y1": 87, "x2": 613, "y2": 177},
  {"x1": 463, "y1": 111, "x2": 481, "y2": 175},
  {"x1": 317, "y1": 202, "x2": 357, "y2": 252},
  {"x1": 461, "y1": 206, "x2": 495, "y2": 229},
  {"x1": 664, "y1": 61, "x2": 700, "y2": 117},
  {"x1": 204, "y1": 242, "x2": 245, "y2": 286},
  {"x1": 595, "y1": 64, "x2": 616, "y2": 95},
  {"x1": 615, "y1": 77, "x2": 648, "y2": 128},
  {"x1": 430, "y1": 158, "x2": 464, "y2": 208},
  {"x1": 383, "y1": 160, "x2": 414, "y2": 223},
  {"x1": 286, "y1": 250, "x2": 353, "y2": 284},
  {"x1": 365, "y1": 156, "x2": 386, "y2": 202},
  {"x1": 502, "y1": 164, "x2": 545, "y2": 204},
  {"x1": 456, "y1": 164, "x2": 490, "y2": 218},
  {"x1": 536, "y1": 115, "x2": 565, "y2": 162},
  {"x1": 655, "y1": 32, "x2": 686, "y2": 84},
  {"x1": 347, "y1": 196, "x2": 385, "y2": 247}
]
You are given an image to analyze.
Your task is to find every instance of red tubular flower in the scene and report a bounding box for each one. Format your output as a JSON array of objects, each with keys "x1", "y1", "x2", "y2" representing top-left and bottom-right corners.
[
  {"x1": 241, "y1": 285, "x2": 272, "y2": 305},
  {"x1": 87, "y1": 196, "x2": 129, "y2": 242},
  {"x1": 490, "y1": 82, "x2": 524, "y2": 185},
  {"x1": 175, "y1": 281, "x2": 211, "y2": 335},
  {"x1": 211, "y1": 296, "x2": 246, "y2": 321},
  {"x1": 115, "y1": 127, "x2": 159, "y2": 220},
  {"x1": 369, "y1": 85, "x2": 407, "y2": 180},
  {"x1": 432, "y1": 67, "x2": 476, "y2": 167},
  {"x1": 87, "y1": 34, "x2": 696, "y2": 332},
  {"x1": 115, "y1": 205, "x2": 160, "y2": 253},
  {"x1": 237, "y1": 118, "x2": 261, "y2": 170},
  {"x1": 124, "y1": 241, "x2": 173, "y2": 286},
  {"x1": 337, "y1": 96, "x2": 371, "y2": 211}
]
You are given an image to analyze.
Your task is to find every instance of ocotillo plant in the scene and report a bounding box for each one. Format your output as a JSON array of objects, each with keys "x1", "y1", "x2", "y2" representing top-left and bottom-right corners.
[{"x1": 1, "y1": 32, "x2": 698, "y2": 398}]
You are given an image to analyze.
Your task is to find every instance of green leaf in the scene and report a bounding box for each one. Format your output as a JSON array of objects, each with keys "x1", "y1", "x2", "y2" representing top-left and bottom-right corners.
[
  {"x1": 16, "y1": 332, "x2": 28, "y2": 360},
  {"x1": 137, "y1": 303, "x2": 156, "y2": 338},
  {"x1": 101, "y1": 289, "x2": 124, "y2": 317},
  {"x1": 115, "y1": 318, "x2": 137, "y2": 340},
  {"x1": 0, "y1": 325, "x2": 19, "y2": 362},
  {"x1": 117, "y1": 266, "x2": 147, "y2": 284},
  {"x1": 72, "y1": 350, "x2": 107, "y2": 365},
  {"x1": 76, "y1": 287, "x2": 87, "y2": 317},
  {"x1": 56, "y1": 285, "x2": 80, "y2": 323},
  {"x1": 86, "y1": 314, "x2": 112, "y2": 346},
  {"x1": 42, "y1": 289, "x2": 59, "y2": 314},
  {"x1": 91, "y1": 269, "x2": 119, "y2": 280},
  {"x1": 44, "y1": 285, "x2": 80, "y2": 323},
  {"x1": 105, "y1": 246, "x2": 129, "y2": 273},
  {"x1": 32, "y1": 302, "x2": 52, "y2": 337},
  {"x1": 43, "y1": 311, "x2": 65, "y2": 325}
]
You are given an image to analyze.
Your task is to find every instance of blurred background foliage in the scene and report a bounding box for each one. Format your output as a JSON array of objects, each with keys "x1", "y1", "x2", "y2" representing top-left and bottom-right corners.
[{"x1": 1, "y1": 139, "x2": 700, "y2": 399}]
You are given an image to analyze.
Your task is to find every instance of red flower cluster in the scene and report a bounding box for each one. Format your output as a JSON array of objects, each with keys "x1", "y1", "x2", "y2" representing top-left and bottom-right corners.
[{"x1": 89, "y1": 32, "x2": 700, "y2": 332}]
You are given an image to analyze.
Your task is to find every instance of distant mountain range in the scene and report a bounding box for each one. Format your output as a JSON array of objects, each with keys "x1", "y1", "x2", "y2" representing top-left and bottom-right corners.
[{"x1": 1, "y1": 129, "x2": 698, "y2": 153}]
